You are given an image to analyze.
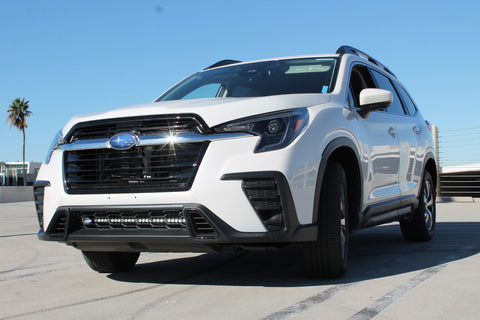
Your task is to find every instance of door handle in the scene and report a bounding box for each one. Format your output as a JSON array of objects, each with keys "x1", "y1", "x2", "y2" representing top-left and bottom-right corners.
[
  {"x1": 388, "y1": 126, "x2": 396, "y2": 137},
  {"x1": 412, "y1": 125, "x2": 420, "y2": 134}
]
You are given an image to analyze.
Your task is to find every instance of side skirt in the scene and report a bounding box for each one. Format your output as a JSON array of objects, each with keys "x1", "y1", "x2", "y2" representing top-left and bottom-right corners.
[{"x1": 357, "y1": 195, "x2": 418, "y2": 229}]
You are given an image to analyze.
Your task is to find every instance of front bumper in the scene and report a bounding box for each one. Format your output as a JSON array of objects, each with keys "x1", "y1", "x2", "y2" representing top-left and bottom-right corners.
[
  {"x1": 37, "y1": 203, "x2": 317, "y2": 253},
  {"x1": 36, "y1": 171, "x2": 317, "y2": 252}
]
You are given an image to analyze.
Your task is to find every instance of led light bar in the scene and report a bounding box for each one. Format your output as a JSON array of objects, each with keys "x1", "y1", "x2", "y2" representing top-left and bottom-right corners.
[{"x1": 81, "y1": 215, "x2": 186, "y2": 227}]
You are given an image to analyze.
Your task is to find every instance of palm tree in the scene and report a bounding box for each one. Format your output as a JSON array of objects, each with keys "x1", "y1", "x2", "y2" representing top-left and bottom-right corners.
[{"x1": 6, "y1": 98, "x2": 32, "y2": 186}]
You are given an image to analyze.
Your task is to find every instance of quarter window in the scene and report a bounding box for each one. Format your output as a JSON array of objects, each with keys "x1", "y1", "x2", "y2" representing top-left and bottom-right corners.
[{"x1": 393, "y1": 82, "x2": 417, "y2": 115}]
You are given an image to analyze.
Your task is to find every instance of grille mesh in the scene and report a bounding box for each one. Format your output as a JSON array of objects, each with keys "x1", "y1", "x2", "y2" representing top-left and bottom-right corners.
[{"x1": 64, "y1": 142, "x2": 208, "y2": 193}]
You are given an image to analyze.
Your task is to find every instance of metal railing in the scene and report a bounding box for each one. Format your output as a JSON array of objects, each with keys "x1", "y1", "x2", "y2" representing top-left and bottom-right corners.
[
  {"x1": 436, "y1": 126, "x2": 480, "y2": 198},
  {"x1": 437, "y1": 126, "x2": 480, "y2": 169}
]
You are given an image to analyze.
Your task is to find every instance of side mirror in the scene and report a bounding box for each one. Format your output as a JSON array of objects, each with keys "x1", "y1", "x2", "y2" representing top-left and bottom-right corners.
[{"x1": 358, "y1": 88, "x2": 393, "y2": 118}]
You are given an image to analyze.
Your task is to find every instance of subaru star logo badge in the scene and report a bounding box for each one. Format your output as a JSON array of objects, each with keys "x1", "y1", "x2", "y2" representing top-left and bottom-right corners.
[{"x1": 108, "y1": 132, "x2": 139, "y2": 150}]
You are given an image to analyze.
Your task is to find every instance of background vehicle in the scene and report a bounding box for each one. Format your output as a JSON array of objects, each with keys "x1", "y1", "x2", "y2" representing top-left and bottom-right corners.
[{"x1": 35, "y1": 46, "x2": 437, "y2": 278}]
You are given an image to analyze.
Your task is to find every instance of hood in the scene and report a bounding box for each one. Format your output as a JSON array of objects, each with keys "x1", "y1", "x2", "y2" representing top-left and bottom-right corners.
[{"x1": 62, "y1": 94, "x2": 331, "y2": 135}]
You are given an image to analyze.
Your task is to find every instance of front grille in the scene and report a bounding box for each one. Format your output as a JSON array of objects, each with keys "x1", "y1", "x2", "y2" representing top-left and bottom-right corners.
[
  {"x1": 76, "y1": 208, "x2": 187, "y2": 230},
  {"x1": 64, "y1": 142, "x2": 208, "y2": 194},
  {"x1": 242, "y1": 178, "x2": 285, "y2": 231},
  {"x1": 67, "y1": 115, "x2": 206, "y2": 142}
]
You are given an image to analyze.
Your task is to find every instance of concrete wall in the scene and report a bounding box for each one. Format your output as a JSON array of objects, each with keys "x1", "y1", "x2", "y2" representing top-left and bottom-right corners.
[{"x1": 0, "y1": 186, "x2": 34, "y2": 203}]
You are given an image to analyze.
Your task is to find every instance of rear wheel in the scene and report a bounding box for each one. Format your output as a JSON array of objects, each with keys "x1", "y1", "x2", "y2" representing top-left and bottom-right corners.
[
  {"x1": 400, "y1": 170, "x2": 436, "y2": 242},
  {"x1": 82, "y1": 251, "x2": 140, "y2": 273},
  {"x1": 303, "y1": 161, "x2": 349, "y2": 278}
]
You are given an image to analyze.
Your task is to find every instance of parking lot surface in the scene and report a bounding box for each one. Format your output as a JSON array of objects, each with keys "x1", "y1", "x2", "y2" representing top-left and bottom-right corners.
[{"x1": 1, "y1": 200, "x2": 479, "y2": 320}]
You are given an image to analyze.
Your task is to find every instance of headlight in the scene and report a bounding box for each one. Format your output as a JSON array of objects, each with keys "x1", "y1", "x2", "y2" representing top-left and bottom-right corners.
[
  {"x1": 45, "y1": 130, "x2": 65, "y2": 164},
  {"x1": 213, "y1": 108, "x2": 308, "y2": 152}
]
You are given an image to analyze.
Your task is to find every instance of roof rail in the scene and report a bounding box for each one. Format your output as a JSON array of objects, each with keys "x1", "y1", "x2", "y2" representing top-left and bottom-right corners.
[
  {"x1": 336, "y1": 45, "x2": 396, "y2": 78},
  {"x1": 204, "y1": 59, "x2": 241, "y2": 70}
]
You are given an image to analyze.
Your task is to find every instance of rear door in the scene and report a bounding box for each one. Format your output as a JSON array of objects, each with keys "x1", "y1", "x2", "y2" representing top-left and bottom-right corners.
[{"x1": 392, "y1": 82, "x2": 425, "y2": 199}]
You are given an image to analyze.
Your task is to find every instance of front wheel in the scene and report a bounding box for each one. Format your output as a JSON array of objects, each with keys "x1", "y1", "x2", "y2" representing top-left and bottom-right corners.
[
  {"x1": 303, "y1": 161, "x2": 349, "y2": 278},
  {"x1": 400, "y1": 170, "x2": 436, "y2": 242},
  {"x1": 82, "y1": 251, "x2": 140, "y2": 273}
]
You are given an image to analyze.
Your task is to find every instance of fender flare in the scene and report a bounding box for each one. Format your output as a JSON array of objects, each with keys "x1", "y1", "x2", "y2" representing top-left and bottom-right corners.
[
  {"x1": 311, "y1": 137, "x2": 363, "y2": 226},
  {"x1": 421, "y1": 150, "x2": 438, "y2": 195}
]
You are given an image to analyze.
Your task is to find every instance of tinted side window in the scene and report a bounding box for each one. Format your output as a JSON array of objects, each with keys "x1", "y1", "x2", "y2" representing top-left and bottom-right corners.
[
  {"x1": 349, "y1": 65, "x2": 375, "y2": 107},
  {"x1": 370, "y1": 70, "x2": 405, "y2": 115},
  {"x1": 393, "y1": 82, "x2": 417, "y2": 115},
  {"x1": 347, "y1": 85, "x2": 356, "y2": 108}
]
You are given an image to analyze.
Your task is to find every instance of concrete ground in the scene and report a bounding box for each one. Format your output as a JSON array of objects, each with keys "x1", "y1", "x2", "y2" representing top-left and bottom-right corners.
[{"x1": 0, "y1": 200, "x2": 479, "y2": 320}]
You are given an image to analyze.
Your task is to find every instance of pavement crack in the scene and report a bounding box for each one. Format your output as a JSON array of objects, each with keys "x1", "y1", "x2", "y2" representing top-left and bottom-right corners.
[
  {"x1": 0, "y1": 252, "x2": 247, "y2": 320},
  {"x1": 347, "y1": 245, "x2": 475, "y2": 320},
  {"x1": 0, "y1": 233, "x2": 36, "y2": 238}
]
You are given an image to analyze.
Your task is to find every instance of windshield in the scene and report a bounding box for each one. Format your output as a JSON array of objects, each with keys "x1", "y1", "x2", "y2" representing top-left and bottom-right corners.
[{"x1": 156, "y1": 57, "x2": 339, "y2": 101}]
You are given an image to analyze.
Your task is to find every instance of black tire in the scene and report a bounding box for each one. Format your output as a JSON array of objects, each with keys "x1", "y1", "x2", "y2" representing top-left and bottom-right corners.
[
  {"x1": 400, "y1": 170, "x2": 436, "y2": 242},
  {"x1": 82, "y1": 251, "x2": 140, "y2": 273},
  {"x1": 303, "y1": 161, "x2": 349, "y2": 278}
]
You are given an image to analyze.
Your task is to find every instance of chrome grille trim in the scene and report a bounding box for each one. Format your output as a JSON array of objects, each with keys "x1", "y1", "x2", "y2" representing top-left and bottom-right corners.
[
  {"x1": 66, "y1": 114, "x2": 205, "y2": 142},
  {"x1": 57, "y1": 131, "x2": 251, "y2": 151}
]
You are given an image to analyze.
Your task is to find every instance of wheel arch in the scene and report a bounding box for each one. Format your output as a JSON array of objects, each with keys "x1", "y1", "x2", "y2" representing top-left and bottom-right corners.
[
  {"x1": 423, "y1": 152, "x2": 438, "y2": 195},
  {"x1": 313, "y1": 137, "x2": 363, "y2": 231}
]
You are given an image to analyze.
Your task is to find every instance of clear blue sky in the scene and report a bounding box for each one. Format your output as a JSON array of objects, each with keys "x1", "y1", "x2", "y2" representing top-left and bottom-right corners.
[{"x1": 1, "y1": 0, "x2": 479, "y2": 162}]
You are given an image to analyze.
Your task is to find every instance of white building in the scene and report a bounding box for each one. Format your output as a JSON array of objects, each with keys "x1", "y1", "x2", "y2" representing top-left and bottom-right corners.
[{"x1": 0, "y1": 161, "x2": 42, "y2": 186}]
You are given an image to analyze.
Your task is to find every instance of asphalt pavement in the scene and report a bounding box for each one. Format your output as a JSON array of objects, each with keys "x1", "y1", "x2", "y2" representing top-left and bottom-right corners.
[{"x1": 1, "y1": 200, "x2": 479, "y2": 320}]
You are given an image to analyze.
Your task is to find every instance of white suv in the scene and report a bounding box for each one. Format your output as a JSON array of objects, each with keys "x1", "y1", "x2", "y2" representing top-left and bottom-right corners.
[{"x1": 34, "y1": 46, "x2": 437, "y2": 278}]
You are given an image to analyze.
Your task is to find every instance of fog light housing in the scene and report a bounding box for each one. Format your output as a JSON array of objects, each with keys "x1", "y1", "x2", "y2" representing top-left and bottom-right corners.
[
  {"x1": 242, "y1": 178, "x2": 285, "y2": 231},
  {"x1": 33, "y1": 181, "x2": 50, "y2": 230}
]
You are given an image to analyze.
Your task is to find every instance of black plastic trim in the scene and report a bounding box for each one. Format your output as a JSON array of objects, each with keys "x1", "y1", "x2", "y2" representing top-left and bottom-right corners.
[
  {"x1": 38, "y1": 202, "x2": 317, "y2": 252},
  {"x1": 221, "y1": 171, "x2": 299, "y2": 232},
  {"x1": 204, "y1": 59, "x2": 241, "y2": 70},
  {"x1": 423, "y1": 151, "x2": 438, "y2": 194},
  {"x1": 359, "y1": 195, "x2": 417, "y2": 228},
  {"x1": 312, "y1": 137, "x2": 363, "y2": 227},
  {"x1": 33, "y1": 180, "x2": 51, "y2": 187},
  {"x1": 337, "y1": 45, "x2": 397, "y2": 78},
  {"x1": 33, "y1": 180, "x2": 50, "y2": 230}
]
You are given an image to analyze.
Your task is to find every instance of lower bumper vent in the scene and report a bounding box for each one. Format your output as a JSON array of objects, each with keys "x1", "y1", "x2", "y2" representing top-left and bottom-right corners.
[
  {"x1": 242, "y1": 178, "x2": 285, "y2": 231},
  {"x1": 49, "y1": 211, "x2": 68, "y2": 238},
  {"x1": 186, "y1": 209, "x2": 218, "y2": 239}
]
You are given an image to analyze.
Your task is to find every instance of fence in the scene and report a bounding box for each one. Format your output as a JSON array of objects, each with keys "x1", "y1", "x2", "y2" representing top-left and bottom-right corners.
[
  {"x1": 436, "y1": 126, "x2": 480, "y2": 198},
  {"x1": 437, "y1": 126, "x2": 480, "y2": 169}
]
